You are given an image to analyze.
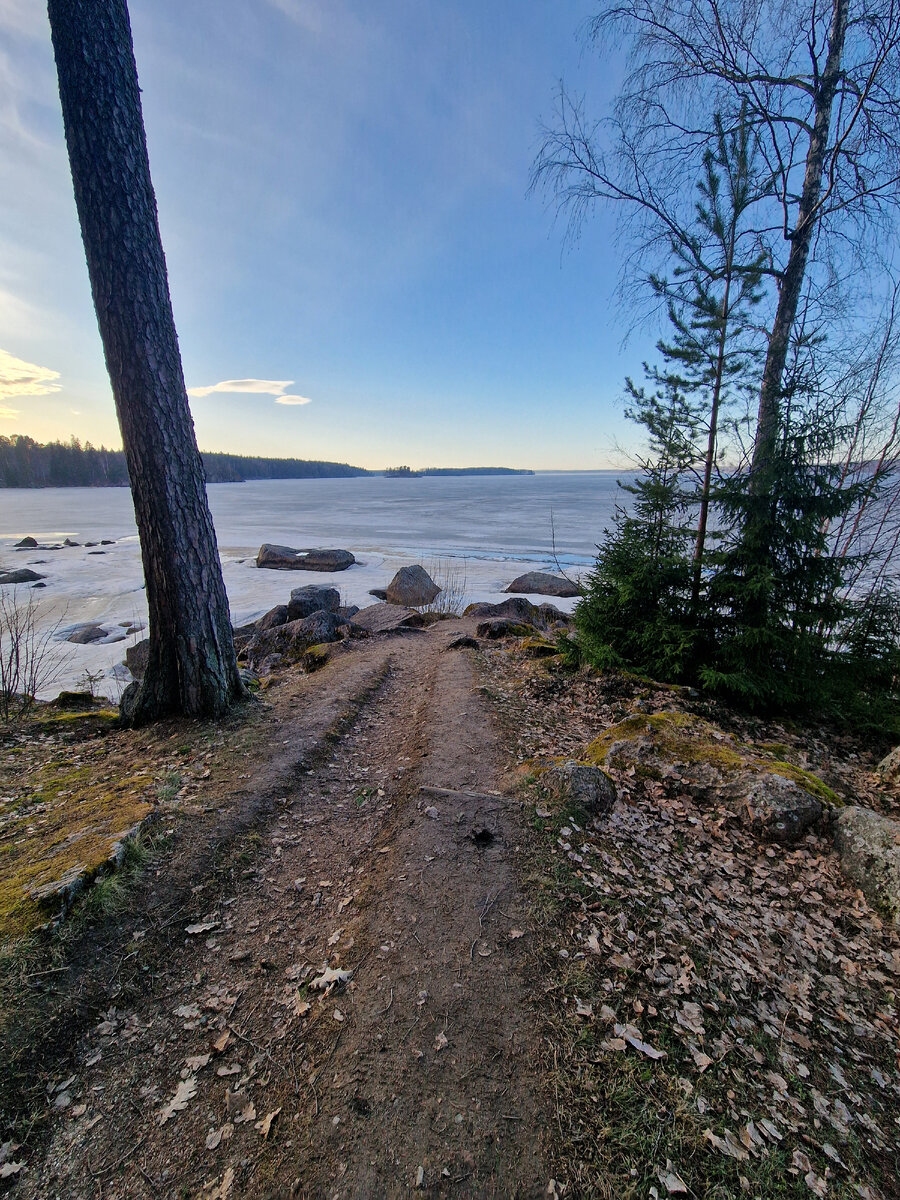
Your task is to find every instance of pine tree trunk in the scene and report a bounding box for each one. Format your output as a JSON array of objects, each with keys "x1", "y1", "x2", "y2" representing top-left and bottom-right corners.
[{"x1": 47, "y1": 0, "x2": 245, "y2": 724}]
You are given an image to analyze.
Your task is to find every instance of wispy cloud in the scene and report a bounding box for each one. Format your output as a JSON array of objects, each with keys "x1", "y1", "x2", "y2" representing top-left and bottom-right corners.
[
  {"x1": 0, "y1": 348, "x2": 61, "y2": 399},
  {"x1": 187, "y1": 378, "x2": 312, "y2": 407},
  {"x1": 0, "y1": 404, "x2": 18, "y2": 419}
]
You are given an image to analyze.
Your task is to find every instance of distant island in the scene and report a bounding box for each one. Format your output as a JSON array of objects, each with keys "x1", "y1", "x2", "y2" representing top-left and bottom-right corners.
[
  {"x1": 383, "y1": 465, "x2": 533, "y2": 477},
  {"x1": 0, "y1": 436, "x2": 534, "y2": 488},
  {"x1": 0, "y1": 436, "x2": 368, "y2": 487}
]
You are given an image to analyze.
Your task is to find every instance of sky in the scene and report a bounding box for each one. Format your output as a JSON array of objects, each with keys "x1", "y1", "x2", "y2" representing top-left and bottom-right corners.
[{"x1": 0, "y1": 0, "x2": 654, "y2": 471}]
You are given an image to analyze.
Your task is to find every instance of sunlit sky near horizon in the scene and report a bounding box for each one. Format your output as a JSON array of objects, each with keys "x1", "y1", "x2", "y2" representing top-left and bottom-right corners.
[{"x1": 0, "y1": 0, "x2": 657, "y2": 471}]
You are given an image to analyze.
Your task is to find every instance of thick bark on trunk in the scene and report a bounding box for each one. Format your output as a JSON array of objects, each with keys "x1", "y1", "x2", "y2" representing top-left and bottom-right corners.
[
  {"x1": 749, "y1": 0, "x2": 849, "y2": 496},
  {"x1": 48, "y1": 0, "x2": 245, "y2": 723}
]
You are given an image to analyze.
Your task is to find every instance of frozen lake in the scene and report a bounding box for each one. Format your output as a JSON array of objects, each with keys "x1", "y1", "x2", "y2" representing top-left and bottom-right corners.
[{"x1": 0, "y1": 471, "x2": 625, "y2": 697}]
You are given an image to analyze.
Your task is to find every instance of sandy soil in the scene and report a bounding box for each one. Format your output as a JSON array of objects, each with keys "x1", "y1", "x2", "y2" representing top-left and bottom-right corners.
[{"x1": 9, "y1": 620, "x2": 550, "y2": 1199}]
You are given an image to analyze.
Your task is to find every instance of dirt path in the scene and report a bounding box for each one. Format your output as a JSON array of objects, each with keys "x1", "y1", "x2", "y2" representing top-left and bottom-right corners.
[{"x1": 16, "y1": 622, "x2": 549, "y2": 1199}]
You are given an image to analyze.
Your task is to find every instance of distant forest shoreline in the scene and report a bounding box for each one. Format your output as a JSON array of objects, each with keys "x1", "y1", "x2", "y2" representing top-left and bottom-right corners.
[{"x1": 0, "y1": 436, "x2": 532, "y2": 487}]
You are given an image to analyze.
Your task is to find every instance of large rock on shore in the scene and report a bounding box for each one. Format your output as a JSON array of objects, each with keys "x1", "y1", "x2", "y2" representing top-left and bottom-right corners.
[
  {"x1": 351, "y1": 604, "x2": 427, "y2": 633},
  {"x1": 464, "y1": 597, "x2": 569, "y2": 629},
  {"x1": 0, "y1": 568, "x2": 45, "y2": 585},
  {"x1": 834, "y1": 806, "x2": 900, "y2": 923},
  {"x1": 385, "y1": 565, "x2": 440, "y2": 607},
  {"x1": 287, "y1": 584, "x2": 341, "y2": 620},
  {"x1": 505, "y1": 571, "x2": 579, "y2": 598},
  {"x1": 245, "y1": 610, "x2": 354, "y2": 667},
  {"x1": 541, "y1": 761, "x2": 616, "y2": 816},
  {"x1": 256, "y1": 544, "x2": 355, "y2": 572}
]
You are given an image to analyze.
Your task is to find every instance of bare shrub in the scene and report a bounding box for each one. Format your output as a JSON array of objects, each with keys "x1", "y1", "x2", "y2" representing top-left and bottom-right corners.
[
  {"x1": 0, "y1": 588, "x2": 68, "y2": 721},
  {"x1": 422, "y1": 558, "x2": 469, "y2": 617}
]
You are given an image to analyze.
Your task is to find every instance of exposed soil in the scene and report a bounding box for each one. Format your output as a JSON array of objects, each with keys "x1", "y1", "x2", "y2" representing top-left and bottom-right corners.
[{"x1": 2, "y1": 620, "x2": 550, "y2": 1198}]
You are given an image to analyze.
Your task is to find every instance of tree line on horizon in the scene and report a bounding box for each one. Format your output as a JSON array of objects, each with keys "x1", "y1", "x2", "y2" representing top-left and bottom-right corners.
[{"x1": 0, "y1": 435, "x2": 368, "y2": 488}]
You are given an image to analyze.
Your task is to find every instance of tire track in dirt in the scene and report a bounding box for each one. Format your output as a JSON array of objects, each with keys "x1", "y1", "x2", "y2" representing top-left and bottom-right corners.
[{"x1": 14, "y1": 622, "x2": 548, "y2": 1199}]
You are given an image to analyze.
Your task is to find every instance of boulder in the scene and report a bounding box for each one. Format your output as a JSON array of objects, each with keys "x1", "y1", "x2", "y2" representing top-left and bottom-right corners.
[
  {"x1": 505, "y1": 571, "x2": 580, "y2": 598},
  {"x1": 256, "y1": 604, "x2": 289, "y2": 632},
  {"x1": 63, "y1": 538, "x2": 80, "y2": 547},
  {"x1": 876, "y1": 745, "x2": 900, "y2": 784},
  {"x1": 15, "y1": 536, "x2": 37, "y2": 548},
  {"x1": 125, "y1": 638, "x2": 150, "y2": 681},
  {"x1": 446, "y1": 635, "x2": 479, "y2": 651},
  {"x1": 52, "y1": 690, "x2": 96, "y2": 709},
  {"x1": 256, "y1": 544, "x2": 355, "y2": 571},
  {"x1": 385, "y1": 565, "x2": 440, "y2": 607},
  {"x1": 351, "y1": 604, "x2": 426, "y2": 633},
  {"x1": 287, "y1": 584, "x2": 341, "y2": 621},
  {"x1": 66, "y1": 623, "x2": 108, "y2": 645},
  {"x1": 834, "y1": 806, "x2": 900, "y2": 923},
  {"x1": 100, "y1": 539, "x2": 115, "y2": 545},
  {"x1": 368, "y1": 588, "x2": 388, "y2": 601},
  {"x1": 728, "y1": 772, "x2": 822, "y2": 845},
  {"x1": 0, "y1": 568, "x2": 45, "y2": 585},
  {"x1": 246, "y1": 610, "x2": 349, "y2": 666},
  {"x1": 337, "y1": 605, "x2": 360, "y2": 620},
  {"x1": 542, "y1": 761, "x2": 617, "y2": 817},
  {"x1": 520, "y1": 635, "x2": 560, "y2": 658},
  {"x1": 476, "y1": 618, "x2": 537, "y2": 639},
  {"x1": 464, "y1": 597, "x2": 569, "y2": 628}
]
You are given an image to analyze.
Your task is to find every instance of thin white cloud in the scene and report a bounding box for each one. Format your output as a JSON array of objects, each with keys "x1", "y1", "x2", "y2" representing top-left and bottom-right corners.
[
  {"x1": 0, "y1": 404, "x2": 18, "y2": 419},
  {"x1": 188, "y1": 378, "x2": 313, "y2": 407},
  {"x1": 187, "y1": 378, "x2": 294, "y2": 398},
  {"x1": 0, "y1": 348, "x2": 61, "y2": 399}
]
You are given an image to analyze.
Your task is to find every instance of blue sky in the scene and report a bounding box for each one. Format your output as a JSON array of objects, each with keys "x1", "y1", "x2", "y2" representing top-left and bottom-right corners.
[{"x1": 0, "y1": 0, "x2": 653, "y2": 470}]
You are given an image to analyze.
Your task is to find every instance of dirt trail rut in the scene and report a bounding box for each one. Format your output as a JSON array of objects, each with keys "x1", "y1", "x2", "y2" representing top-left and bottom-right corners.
[{"x1": 19, "y1": 622, "x2": 549, "y2": 1199}]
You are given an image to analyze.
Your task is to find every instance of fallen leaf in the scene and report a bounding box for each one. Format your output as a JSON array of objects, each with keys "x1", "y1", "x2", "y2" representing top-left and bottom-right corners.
[
  {"x1": 204, "y1": 1122, "x2": 233, "y2": 1150},
  {"x1": 211, "y1": 1031, "x2": 231, "y2": 1054},
  {"x1": 600, "y1": 1037, "x2": 628, "y2": 1052},
  {"x1": 185, "y1": 921, "x2": 218, "y2": 935},
  {"x1": 186, "y1": 1054, "x2": 211, "y2": 1072},
  {"x1": 656, "y1": 1160, "x2": 689, "y2": 1195},
  {"x1": 255, "y1": 1107, "x2": 282, "y2": 1138},
  {"x1": 159, "y1": 1076, "x2": 197, "y2": 1125},
  {"x1": 575, "y1": 1000, "x2": 594, "y2": 1018},
  {"x1": 704, "y1": 1129, "x2": 749, "y2": 1161},
  {"x1": 199, "y1": 1166, "x2": 234, "y2": 1199},
  {"x1": 508, "y1": 929, "x2": 526, "y2": 940},
  {"x1": 0, "y1": 1163, "x2": 25, "y2": 1180},
  {"x1": 226, "y1": 1090, "x2": 256, "y2": 1124},
  {"x1": 333, "y1": 1008, "x2": 345, "y2": 1022},
  {"x1": 310, "y1": 966, "x2": 352, "y2": 991},
  {"x1": 434, "y1": 1031, "x2": 448, "y2": 1052},
  {"x1": 174, "y1": 1004, "x2": 201, "y2": 1020},
  {"x1": 624, "y1": 1033, "x2": 666, "y2": 1060}
]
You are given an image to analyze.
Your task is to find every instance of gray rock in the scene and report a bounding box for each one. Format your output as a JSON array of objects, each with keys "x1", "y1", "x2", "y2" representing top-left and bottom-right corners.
[
  {"x1": 63, "y1": 538, "x2": 80, "y2": 547},
  {"x1": 52, "y1": 690, "x2": 95, "y2": 709},
  {"x1": 729, "y1": 771, "x2": 822, "y2": 845},
  {"x1": 66, "y1": 623, "x2": 107, "y2": 645},
  {"x1": 834, "y1": 806, "x2": 900, "y2": 923},
  {"x1": 100, "y1": 539, "x2": 115, "y2": 545},
  {"x1": 446, "y1": 635, "x2": 479, "y2": 651},
  {"x1": 465, "y1": 592, "x2": 564, "y2": 624},
  {"x1": 351, "y1": 604, "x2": 426, "y2": 633},
  {"x1": 238, "y1": 666, "x2": 260, "y2": 688},
  {"x1": 256, "y1": 604, "x2": 289, "y2": 632},
  {"x1": 542, "y1": 761, "x2": 617, "y2": 816},
  {"x1": 505, "y1": 571, "x2": 580, "y2": 598},
  {"x1": 125, "y1": 638, "x2": 150, "y2": 681},
  {"x1": 32, "y1": 582, "x2": 46, "y2": 588},
  {"x1": 368, "y1": 588, "x2": 388, "y2": 600},
  {"x1": 385, "y1": 565, "x2": 441, "y2": 607},
  {"x1": 256, "y1": 544, "x2": 355, "y2": 571},
  {"x1": 287, "y1": 584, "x2": 341, "y2": 621},
  {"x1": 246, "y1": 609, "x2": 348, "y2": 666},
  {"x1": 337, "y1": 605, "x2": 360, "y2": 619},
  {"x1": 876, "y1": 745, "x2": 900, "y2": 784},
  {"x1": 15, "y1": 536, "x2": 37, "y2": 548},
  {"x1": 476, "y1": 617, "x2": 537, "y2": 639},
  {"x1": 0, "y1": 568, "x2": 45, "y2": 585}
]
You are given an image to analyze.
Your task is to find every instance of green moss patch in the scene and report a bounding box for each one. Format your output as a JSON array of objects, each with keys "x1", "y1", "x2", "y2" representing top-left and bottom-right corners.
[
  {"x1": 0, "y1": 757, "x2": 154, "y2": 941},
  {"x1": 583, "y1": 710, "x2": 841, "y2": 804}
]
